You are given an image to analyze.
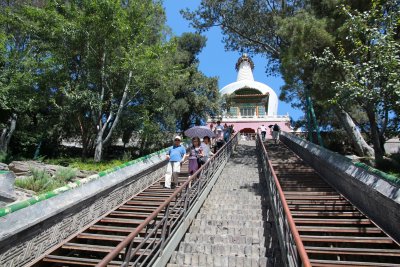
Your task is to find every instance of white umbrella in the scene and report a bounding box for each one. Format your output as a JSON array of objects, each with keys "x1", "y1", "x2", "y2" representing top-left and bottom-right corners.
[{"x1": 184, "y1": 126, "x2": 216, "y2": 138}]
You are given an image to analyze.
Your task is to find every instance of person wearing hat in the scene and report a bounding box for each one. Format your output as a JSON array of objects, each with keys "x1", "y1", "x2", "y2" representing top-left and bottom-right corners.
[{"x1": 165, "y1": 136, "x2": 187, "y2": 189}]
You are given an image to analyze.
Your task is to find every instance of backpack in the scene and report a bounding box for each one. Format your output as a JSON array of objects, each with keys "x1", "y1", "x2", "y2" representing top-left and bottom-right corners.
[{"x1": 273, "y1": 124, "x2": 280, "y2": 131}]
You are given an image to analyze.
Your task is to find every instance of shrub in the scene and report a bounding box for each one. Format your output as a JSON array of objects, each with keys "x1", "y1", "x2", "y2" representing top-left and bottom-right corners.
[
  {"x1": 15, "y1": 168, "x2": 52, "y2": 194},
  {"x1": 0, "y1": 151, "x2": 11, "y2": 164},
  {"x1": 122, "y1": 151, "x2": 132, "y2": 162},
  {"x1": 54, "y1": 167, "x2": 77, "y2": 183},
  {"x1": 46, "y1": 157, "x2": 126, "y2": 172}
]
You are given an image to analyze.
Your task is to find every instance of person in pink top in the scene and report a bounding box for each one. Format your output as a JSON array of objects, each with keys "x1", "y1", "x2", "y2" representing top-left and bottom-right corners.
[{"x1": 187, "y1": 137, "x2": 204, "y2": 177}]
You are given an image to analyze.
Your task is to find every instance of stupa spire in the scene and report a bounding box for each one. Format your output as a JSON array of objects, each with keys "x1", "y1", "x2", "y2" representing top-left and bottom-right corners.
[{"x1": 235, "y1": 54, "x2": 254, "y2": 82}]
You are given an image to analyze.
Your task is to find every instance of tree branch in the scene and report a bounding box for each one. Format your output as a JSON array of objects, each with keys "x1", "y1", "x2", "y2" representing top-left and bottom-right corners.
[
  {"x1": 103, "y1": 70, "x2": 133, "y2": 144},
  {"x1": 219, "y1": 15, "x2": 280, "y2": 57},
  {"x1": 98, "y1": 51, "x2": 106, "y2": 129}
]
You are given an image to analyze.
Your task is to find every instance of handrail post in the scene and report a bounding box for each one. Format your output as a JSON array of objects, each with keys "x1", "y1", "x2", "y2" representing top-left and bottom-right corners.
[
  {"x1": 183, "y1": 183, "x2": 190, "y2": 216},
  {"x1": 159, "y1": 203, "x2": 170, "y2": 253}
]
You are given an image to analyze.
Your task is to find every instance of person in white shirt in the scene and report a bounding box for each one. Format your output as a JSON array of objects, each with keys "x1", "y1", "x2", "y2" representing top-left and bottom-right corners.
[
  {"x1": 201, "y1": 136, "x2": 214, "y2": 162},
  {"x1": 260, "y1": 124, "x2": 267, "y2": 141}
]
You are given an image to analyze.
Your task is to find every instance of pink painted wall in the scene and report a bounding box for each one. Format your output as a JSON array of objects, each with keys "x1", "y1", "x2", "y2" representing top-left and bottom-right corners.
[{"x1": 207, "y1": 120, "x2": 291, "y2": 139}]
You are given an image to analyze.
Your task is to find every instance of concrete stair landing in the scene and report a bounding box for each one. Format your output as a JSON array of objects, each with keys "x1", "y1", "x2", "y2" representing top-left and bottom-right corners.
[{"x1": 168, "y1": 141, "x2": 282, "y2": 267}]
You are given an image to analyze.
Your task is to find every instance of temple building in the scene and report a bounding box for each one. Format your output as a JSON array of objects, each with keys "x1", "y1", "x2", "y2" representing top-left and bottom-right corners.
[{"x1": 209, "y1": 54, "x2": 291, "y2": 136}]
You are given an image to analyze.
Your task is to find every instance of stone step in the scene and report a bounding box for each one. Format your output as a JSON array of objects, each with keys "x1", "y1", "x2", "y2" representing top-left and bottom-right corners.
[
  {"x1": 203, "y1": 200, "x2": 268, "y2": 206},
  {"x1": 209, "y1": 188, "x2": 265, "y2": 192},
  {"x1": 204, "y1": 196, "x2": 264, "y2": 200},
  {"x1": 178, "y1": 241, "x2": 267, "y2": 257},
  {"x1": 205, "y1": 195, "x2": 263, "y2": 199},
  {"x1": 188, "y1": 224, "x2": 265, "y2": 238},
  {"x1": 183, "y1": 233, "x2": 265, "y2": 246},
  {"x1": 201, "y1": 204, "x2": 266, "y2": 210},
  {"x1": 196, "y1": 213, "x2": 266, "y2": 221},
  {"x1": 197, "y1": 209, "x2": 264, "y2": 216},
  {"x1": 211, "y1": 184, "x2": 267, "y2": 188},
  {"x1": 204, "y1": 195, "x2": 263, "y2": 200},
  {"x1": 169, "y1": 251, "x2": 269, "y2": 267},
  {"x1": 191, "y1": 218, "x2": 266, "y2": 228}
]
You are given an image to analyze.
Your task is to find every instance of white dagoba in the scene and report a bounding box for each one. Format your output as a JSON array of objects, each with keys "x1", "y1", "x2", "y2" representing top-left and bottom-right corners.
[
  {"x1": 220, "y1": 54, "x2": 279, "y2": 115},
  {"x1": 208, "y1": 54, "x2": 290, "y2": 136}
]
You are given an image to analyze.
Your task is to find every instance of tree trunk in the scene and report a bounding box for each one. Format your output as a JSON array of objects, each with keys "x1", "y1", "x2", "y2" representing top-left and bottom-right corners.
[
  {"x1": 94, "y1": 132, "x2": 103, "y2": 163},
  {"x1": 0, "y1": 113, "x2": 17, "y2": 154},
  {"x1": 93, "y1": 69, "x2": 132, "y2": 162},
  {"x1": 365, "y1": 106, "x2": 384, "y2": 163},
  {"x1": 139, "y1": 136, "x2": 147, "y2": 156},
  {"x1": 82, "y1": 136, "x2": 90, "y2": 159},
  {"x1": 333, "y1": 106, "x2": 374, "y2": 158}
]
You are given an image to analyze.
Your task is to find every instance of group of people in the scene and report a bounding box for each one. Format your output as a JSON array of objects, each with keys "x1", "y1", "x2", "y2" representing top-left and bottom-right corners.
[
  {"x1": 163, "y1": 122, "x2": 280, "y2": 189},
  {"x1": 164, "y1": 135, "x2": 214, "y2": 189},
  {"x1": 210, "y1": 121, "x2": 235, "y2": 152},
  {"x1": 259, "y1": 123, "x2": 280, "y2": 143},
  {"x1": 163, "y1": 121, "x2": 235, "y2": 189}
]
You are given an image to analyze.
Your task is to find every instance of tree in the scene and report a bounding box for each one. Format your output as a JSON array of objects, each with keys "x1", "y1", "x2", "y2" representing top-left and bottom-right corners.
[
  {"x1": 184, "y1": 0, "x2": 396, "y2": 162},
  {"x1": 170, "y1": 33, "x2": 219, "y2": 131},
  {"x1": 0, "y1": 1, "x2": 221, "y2": 162},
  {"x1": 0, "y1": 2, "x2": 46, "y2": 154},
  {"x1": 314, "y1": 1, "x2": 400, "y2": 162},
  {"x1": 30, "y1": 0, "x2": 172, "y2": 162}
]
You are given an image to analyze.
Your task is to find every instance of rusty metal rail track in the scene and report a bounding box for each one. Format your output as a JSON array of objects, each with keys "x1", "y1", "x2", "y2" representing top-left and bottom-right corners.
[
  {"x1": 257, "y1": 133, "x2": 400, "y2": 267},
  {"x1": 29, "y1": 133, "x2": 238, "y2": 267}
]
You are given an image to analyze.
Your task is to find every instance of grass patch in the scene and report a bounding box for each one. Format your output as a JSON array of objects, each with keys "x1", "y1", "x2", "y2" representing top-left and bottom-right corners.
[
  {"x1": 15, "y1": 168, "x2": 52, "y2": 194},
  {"x1": 388, "y1": 171, "x2": 400, "y2": 179},
  {"x1": 375, "y1": 153, "x2": 400, "y2": 184},
  {"x1": 15, "y1": 167, "x2": 77, "y2": 194},
  {"x1": 54, "y1": 167, "x2": 77, "y2": 181},
  {"x1": 45, "y1": 158, "x2": 126, "y2": 172}
]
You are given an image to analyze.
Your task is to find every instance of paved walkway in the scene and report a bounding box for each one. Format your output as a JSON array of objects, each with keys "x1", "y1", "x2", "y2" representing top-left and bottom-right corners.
[{"x1": 168, "y1": 141, "x2": 282, "y2": 266}]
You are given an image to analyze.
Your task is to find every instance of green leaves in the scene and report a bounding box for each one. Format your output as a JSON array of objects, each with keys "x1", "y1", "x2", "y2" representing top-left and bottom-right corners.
[{"x1": 0, "y1": 1, "x2": 219, "y2": 160}]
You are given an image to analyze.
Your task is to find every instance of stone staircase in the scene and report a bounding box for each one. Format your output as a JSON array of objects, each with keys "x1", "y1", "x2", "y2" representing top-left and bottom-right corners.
[{"x1": 168, "y1": 141, "x2": 282, "y2": 266}]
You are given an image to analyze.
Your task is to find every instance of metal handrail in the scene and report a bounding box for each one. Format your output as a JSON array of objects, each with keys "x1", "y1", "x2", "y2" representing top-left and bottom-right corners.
[
  {"x1": 96, "y1": 133, "x2": 239, "y2": 267},
  {"x1": 256, "y1": 133, "x2": 311, "y2": 267}
]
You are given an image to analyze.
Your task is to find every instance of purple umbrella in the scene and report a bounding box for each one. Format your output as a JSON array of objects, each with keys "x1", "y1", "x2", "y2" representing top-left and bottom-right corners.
[{"x1": 184, "y1": 126, "x2": 216, "y2": 138}]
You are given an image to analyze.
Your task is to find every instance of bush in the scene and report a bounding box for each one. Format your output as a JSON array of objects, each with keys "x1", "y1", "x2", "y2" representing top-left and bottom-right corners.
[
  {"x1": 121, "y1": 151, "x2": 132, "y2": 162},
  {"x1": 0, "y1": 151, "x2": 12, "y2": 164},
  {"x1": 15, "y1": 168, "x2": 52, "y2": 194},
  {"x1": 376, "y1": 155, "x2": 400, "y2": 173},
  {"x1": 54, "y1": 167, "x2": 77, "y2": 183},
  {"x1": 0, "y1": 151, "x2": 6, "y2": 163},
  {"x1": 15, "y1": 167, "x2": 78, "y2": 194},
  {"x1": 45, "y1": 157, "x2": 126, "y2": 172}
]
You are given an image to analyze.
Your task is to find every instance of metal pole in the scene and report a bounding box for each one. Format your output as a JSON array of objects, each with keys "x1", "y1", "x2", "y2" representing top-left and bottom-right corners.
[
  {"x1": 305, "y1": 100, "x2": 313, "y2": 143},
  {"x1": 304, "y1": 85, "x2": 323, "y2": 147},
  {"x1": 160, "y1": 204, "x2": 170, "y2": 252},
  {"x1": 306, "y1": 95, "x2": 324, "y2": 147}
]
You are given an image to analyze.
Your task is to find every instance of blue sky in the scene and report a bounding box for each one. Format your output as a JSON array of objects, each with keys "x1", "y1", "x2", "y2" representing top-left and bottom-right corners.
[{"x1": 163, "y1": 1, "x2": 303, "y2": 120}]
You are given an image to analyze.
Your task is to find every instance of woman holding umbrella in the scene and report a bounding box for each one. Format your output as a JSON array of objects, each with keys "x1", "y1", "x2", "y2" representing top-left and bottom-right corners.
[
  {"x1": 187, "y1": 137, "x2": 204, "y2": 178},
  {"x1": 184, "y1": 126, "x2": 215, "y2": 177}
]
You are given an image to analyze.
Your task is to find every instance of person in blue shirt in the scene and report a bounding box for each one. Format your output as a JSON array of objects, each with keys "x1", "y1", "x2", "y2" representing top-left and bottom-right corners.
[{"x1": 165, "y1": 136, "x2": 187, "y2": 189}]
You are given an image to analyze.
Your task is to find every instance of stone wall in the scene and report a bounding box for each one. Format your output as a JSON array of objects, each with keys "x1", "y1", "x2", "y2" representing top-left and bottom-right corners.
[
  {"x1": 0, "y1": 153, "x2": 169, "y2": 267},
  {"x1": 280, "y1": 132, "x2": 400, "y2": 243}
]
